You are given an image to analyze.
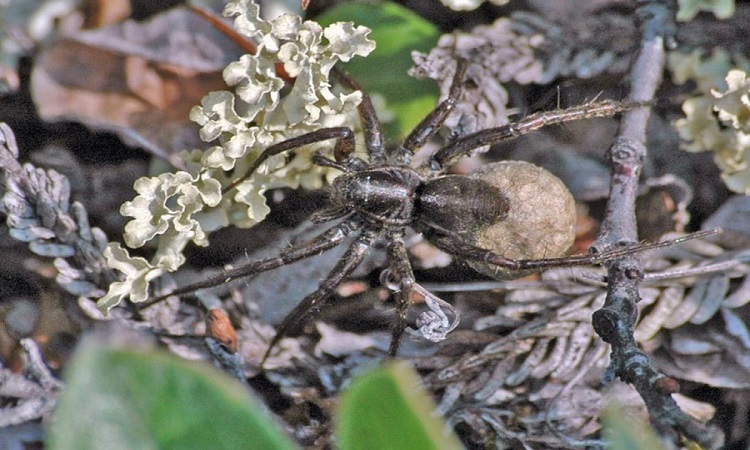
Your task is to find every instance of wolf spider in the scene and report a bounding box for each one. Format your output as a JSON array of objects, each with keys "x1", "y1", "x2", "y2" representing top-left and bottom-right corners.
[{"x1": 146, "y1": 60, "x2": 678, "y2": 362}]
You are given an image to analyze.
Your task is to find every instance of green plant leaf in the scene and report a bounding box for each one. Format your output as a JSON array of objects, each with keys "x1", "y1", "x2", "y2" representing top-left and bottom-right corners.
[
  {"x1": 602, "y1": 402, "x2": 669, "y2": 450},
  {"x1": 336, "y1": 361, "x2": 464, "y2": 450},
  {"x1": 47, "y1": 341, "x2": 296, "y2": 450},
  {"x1": 317, "y1": 1, "x2": 440, "y2": 139}
]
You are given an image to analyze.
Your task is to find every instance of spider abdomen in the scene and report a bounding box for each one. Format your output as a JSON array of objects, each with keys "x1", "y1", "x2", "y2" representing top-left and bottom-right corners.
[
  {"x1": 416, "y1": 175, "x2": 509, "y2": 235},
  {"x1": 333, "y1": 166, "x2": 423, "y2": 225}
]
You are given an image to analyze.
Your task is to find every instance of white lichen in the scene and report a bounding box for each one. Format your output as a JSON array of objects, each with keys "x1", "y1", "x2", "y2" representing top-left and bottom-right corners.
[
  {"x1": 97, "y1": 0, "x2": 375, "y2": 311},
  {"x1": 670, "y1": 49, "x2": 750, "y2": 195},
  {"x1": 438, "y1": 0, "x2": 510, "y2": 12},
  {"x1": 713, "y1": 69, "x2": 750, "y2": 133},
  {"x1": 676, "y1": 0, "x2": 735, "y2": 21}
]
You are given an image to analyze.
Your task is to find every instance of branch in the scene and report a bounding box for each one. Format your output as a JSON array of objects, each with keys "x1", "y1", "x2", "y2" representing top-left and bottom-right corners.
[{"x1": 591, "y1": 1, "x2": 723, "y2": 448}]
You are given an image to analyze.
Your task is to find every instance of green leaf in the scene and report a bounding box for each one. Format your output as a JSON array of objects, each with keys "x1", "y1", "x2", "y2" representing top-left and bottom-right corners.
[
  {"x1": 47, "y1": 341, "x2": 296, "y2": 450},
  {"x1": 602, "y1": 403, "x2": 668, "y2": 450},
  {"x1": 336, "y1": 361, "x2": 464, "y2": 450},
  {"x1": 317, "y1": 2, "x2": 441, "y2": 139}
]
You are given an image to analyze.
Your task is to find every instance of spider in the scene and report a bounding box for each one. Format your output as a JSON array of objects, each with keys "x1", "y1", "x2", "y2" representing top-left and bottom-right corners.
[{"x1": 144, "y1": 60, "x2": 683, "y2": 362}]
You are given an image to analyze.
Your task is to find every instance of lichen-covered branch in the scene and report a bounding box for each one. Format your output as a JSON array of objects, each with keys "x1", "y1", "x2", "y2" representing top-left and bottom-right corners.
[
  {"x1": 0, "y1": 339, "x2": 61, "y2": 427},
  {"x1": 0, "y1": 122, "x2": 116, "y2": 297},
  {"x1": 591, "y1": 1, "x2": 724, "y2": 447}
]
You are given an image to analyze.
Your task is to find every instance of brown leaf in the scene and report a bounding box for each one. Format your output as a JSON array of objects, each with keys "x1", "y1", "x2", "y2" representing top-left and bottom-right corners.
[
  {"x1": 30, "y1": 8, "x2": 244, "y2": 164},
  {"x1": 81, "y1": 0, "x2": 131, "y2": 28}
]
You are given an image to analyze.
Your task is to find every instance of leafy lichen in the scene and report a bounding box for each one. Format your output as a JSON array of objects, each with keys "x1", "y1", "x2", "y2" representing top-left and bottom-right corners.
[
  {"x1": 670, "y1": 49, "x2": 750, "y2": 194},
  {"x1": 97, "y1": 0, "x2": 375, "y2": 311},
  {"x1": 438, "y1": 0, "x2": 509, "y2": 12},
  {"x1": 676, "y1": 0, "x2": 735, "y2": 21}
]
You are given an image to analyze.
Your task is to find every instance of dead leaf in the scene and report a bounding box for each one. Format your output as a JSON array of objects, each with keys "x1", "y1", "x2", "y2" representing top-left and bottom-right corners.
[
  {"x1": 31, "y1": 7, "x2": 244, "y2": 165},
  {"x1": 81, "y1": 0, "x2": 131, "y2": 28}
]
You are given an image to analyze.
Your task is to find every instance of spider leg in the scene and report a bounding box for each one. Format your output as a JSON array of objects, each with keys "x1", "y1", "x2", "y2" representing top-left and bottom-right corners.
[
  {"x1": 393, "y1": 59, "x2": 468, "y2": 164},
  {"x1": 428, "y1": 100, "x2": 648, "y2": 172},
  {"x1": 140, "y1": 218, "x2": 363, "y2": 309},
  {"x1": 425, "y1": 229, "x2": 717, "y2": 273},
  {"x1": 383, "y1": 231, "x2": 415, "y2": 356},
  {"x1": 226, "y1": 66, "x2": 392, "y2": 193},
  {"x1": 223, "y1": 127, "x2": 356, "y2": 194},
  {"x1": 333, "y1": 67, "x2": 386, "y2": 164},
  {"x1": 262, "y1": 227, "x2": 379, "y2": 365}
]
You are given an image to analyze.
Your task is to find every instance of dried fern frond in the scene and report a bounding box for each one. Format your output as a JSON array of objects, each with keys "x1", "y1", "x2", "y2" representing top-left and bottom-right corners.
[
  {"x1": 0, "y1": 122, "x2": 116, "y2": 297},
  {"x1": 410, "y1": 234, "x2": 747, "y2": 447}
]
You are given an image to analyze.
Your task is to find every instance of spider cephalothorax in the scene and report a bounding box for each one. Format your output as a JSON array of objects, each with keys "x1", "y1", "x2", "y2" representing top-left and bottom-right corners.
[
  {"x1": 146, "y1": 60, "x2": 659, "y2": 362},
  {"x1": 332, "y1": 166, "x2": 425, "y2": 226}
]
